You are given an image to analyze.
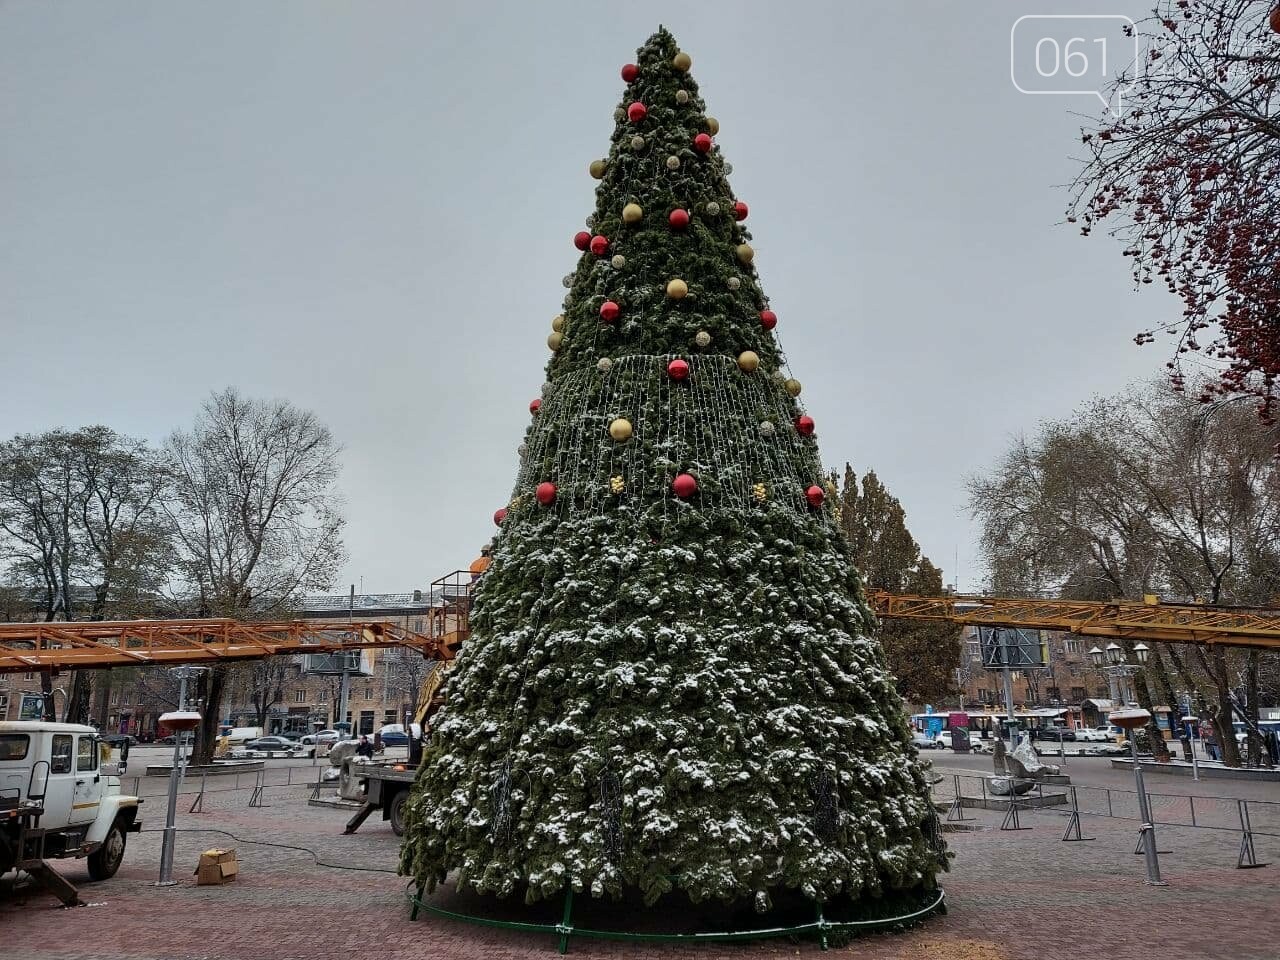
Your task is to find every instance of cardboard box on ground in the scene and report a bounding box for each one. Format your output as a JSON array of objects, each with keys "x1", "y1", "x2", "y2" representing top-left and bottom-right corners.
[{"x1": 195, "y1": 849, "x2": 238, "y2": 885}]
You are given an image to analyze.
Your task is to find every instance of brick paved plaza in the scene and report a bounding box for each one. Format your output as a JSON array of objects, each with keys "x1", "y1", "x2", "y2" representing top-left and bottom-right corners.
[{"x1": 3, "y1": 764, "x2": 1278, "y2": 960}]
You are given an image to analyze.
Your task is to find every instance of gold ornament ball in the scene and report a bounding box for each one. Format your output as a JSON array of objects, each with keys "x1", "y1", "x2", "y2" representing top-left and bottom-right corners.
[
  {"x1": 597, "y1": 357, "x2": 613, "y2": 373},
  {"x1": 609, "y1": 418, "x2": 633, "y2": 441},
  {"x1": 676, "y1": 89, "x2": 690, "y2": 105},
  {"x1": 753, "y1": 482, "x2": 768, "y2": 503},
  {"x1": 611, "y1": 254, "x2": 626, "y2": 269},
  {"x1": 705, "y1": 116, "x2": 720, "y2": 135},
  {"x1": 727, "y1": 276, "x2": 741, "y2": 291},
  {"x1": 695, "y1": 330, "x2": 711, "y2": 348},
  {"x1": 666, "y1": 278, "x2": 689, "y2": 300},
  {"x1": 551, "y1": 314, "x2": 565, "y2": 332},
  {"x1": 673, "y1": 51, "x2": 692, "y2": 72},
  {"x1": 589, "y1": 159, "x2": 607, "y2": 179},
  {"x1": 614, "y1": 107, "x2": 626, "y2": 121},
  {"x1": 622, "y1": 202, "x2": 643, "y2": 224},
  {"x1": 547, "y1": 331, "x2": 564, "y2": 351},
  {"x1": 665, "y1": 155, "x2": 680, "y2": 171},
  {"x1": 784, "y1": 378, "x2": 803, "y2": 397},
  {"x1": 736, "y1": 243, "x2": 755, "y2": 264},
  {"x1": 737, "y1": 350, "x2": 760, "y2": 372},
  {"x1": 706, "y1": 201, "x2": 720, "y2": 216},
  {"x1": 610, "y1": 475, "x2": 625, "y2": 494},
  {"x1": 631, "y1": 135, "x2": 646, "y2": 152}
]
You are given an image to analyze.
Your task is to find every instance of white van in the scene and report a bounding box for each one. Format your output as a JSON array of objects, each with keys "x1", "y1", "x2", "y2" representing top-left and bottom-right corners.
[{"x1": 221, "y1": 726, "x2": 264, "y2": 747}]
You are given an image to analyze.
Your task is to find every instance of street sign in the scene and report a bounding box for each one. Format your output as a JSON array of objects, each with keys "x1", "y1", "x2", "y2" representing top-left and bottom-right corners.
[{"x1": 978, "y1": 626, "x2": 1049, "y2": 670}]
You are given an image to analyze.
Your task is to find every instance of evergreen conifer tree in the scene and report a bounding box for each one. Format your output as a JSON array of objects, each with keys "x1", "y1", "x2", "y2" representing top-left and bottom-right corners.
[{"x1": 401, "y1": 27, "x2": 945, "y2": 914}]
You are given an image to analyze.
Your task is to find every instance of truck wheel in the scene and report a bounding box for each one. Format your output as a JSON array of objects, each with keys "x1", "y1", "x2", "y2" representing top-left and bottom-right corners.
[
  {"x1": 389, "y1": 791, "x2": 409, "y2": 837},
  {"x1": 88, "y1": 820, "x2": 127, "y2": 881}
]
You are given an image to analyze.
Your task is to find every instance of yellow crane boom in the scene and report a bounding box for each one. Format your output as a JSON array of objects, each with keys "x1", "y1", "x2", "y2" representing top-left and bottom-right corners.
[
  {"x1": 867, "y1": 592, "x2": 1280, "y2": 651},
  {"x1": 3, "y1": 581, "x2": 1277, "y2": 675}
]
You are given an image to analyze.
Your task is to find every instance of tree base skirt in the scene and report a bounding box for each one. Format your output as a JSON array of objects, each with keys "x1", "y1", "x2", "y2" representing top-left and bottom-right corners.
[{"x1": 407, "y1": 879, "x2": 946, "y2": 952}]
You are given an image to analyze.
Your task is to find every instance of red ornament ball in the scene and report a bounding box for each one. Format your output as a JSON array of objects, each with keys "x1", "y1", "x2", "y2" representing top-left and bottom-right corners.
[
  {"x1": 733, "y1": 201, "x2": 749, "y2": 221},
  {"x1": 627, "y1": 102, "x2": 648, "y2": 123},
  {"x1": 795, "y1": 415, "x2": 815, "y2": 437},
  {"x1": 760, "y1": 309, "x2": 777, "y2": 330},
  {"x1": 1271, "y1": 6, "x2": 1280, "y2": 33},
  {"x1": 667, "y1": 358, "x2": 690, "y2": 380},
  {"x1": 693, "y1": 133, "x2": 713, "y2": 153},
  {"x1": 529, "y1": 398, "x2": 542, "y2": 415},
  {"x1": 621, "y1": 63, "x2": 639, "y2": 82},
  {"x1": 672, "y1": 473, "x2": 698, "y2": 499},
  {"x1": 536, "y1": 482, "x2": 557, "y2": 506},
  {"x1": 493, "y1": 508, "x2": 508, "y2": 526},
  {"x1": 574, "y1": 231, "x2": 591, "y2": 251},
  {"x1": 805, "y1": 484, "x2": 825, "y2": 508},
  {"x1": 669, "y1": 208, "x2": 690, "y2": 230},
  {"x1": 589, "y1": 234, "x2": 609, "y2": 256},
  {"x1": 599, "y1": 300, "x2": 621, "y2": 323}
]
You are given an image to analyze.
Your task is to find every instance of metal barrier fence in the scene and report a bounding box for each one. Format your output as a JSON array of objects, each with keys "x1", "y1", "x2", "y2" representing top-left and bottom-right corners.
[
  {"x1": 932, "y1": 772, "x2": 1276, "y2": 869},
  {"x1": 126, "y1": 761, "x2": 328, "y2": 802}
]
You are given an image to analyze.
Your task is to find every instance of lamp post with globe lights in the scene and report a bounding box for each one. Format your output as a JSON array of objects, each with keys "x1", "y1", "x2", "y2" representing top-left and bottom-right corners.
[{"x1": 1088, "y1": 641, "x2": 1149, "y2": 707}]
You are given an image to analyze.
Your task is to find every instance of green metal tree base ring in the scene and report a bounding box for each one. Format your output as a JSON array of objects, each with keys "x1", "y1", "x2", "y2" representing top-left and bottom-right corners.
[{"x1": 407, "y1": 885, "x2": 946, "y2": 953}]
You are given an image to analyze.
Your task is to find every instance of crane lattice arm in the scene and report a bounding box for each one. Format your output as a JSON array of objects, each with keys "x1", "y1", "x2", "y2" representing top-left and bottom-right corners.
[
  {"x1": 3, "y1": 587, "x2": 1277, "y2": 673},
  {"x1": 867, "y1": 592, "x2": 1280, "y2": 651},
  {"x1": 0, "y1": 618, "x2": 459, "y2": 673}
]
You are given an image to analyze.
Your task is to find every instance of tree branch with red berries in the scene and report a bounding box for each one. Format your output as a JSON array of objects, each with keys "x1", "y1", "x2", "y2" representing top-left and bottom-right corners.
[{"x1": 1069, "y1": 0, "x2": 1280, "y2": 424}]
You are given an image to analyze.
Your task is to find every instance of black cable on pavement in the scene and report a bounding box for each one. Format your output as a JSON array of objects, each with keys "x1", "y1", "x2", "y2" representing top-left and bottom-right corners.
[{"x1": 139, "y1": 826, "x2": 402, "y2": 875}]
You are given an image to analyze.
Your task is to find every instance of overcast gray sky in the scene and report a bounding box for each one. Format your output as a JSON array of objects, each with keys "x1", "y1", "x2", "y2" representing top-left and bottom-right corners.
[{"x1": 1, "y1": 1, "x2": 1171, "y2": 595}]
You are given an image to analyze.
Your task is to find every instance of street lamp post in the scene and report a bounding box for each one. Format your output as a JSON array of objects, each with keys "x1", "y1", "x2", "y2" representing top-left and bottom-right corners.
[
  {"x1": 1111, "y1": 706, "x2": 1168, "y2": 886},
  {"x1": 155, "y1": 666, "x2": 206, "y2": 886},
  {"x1": 1182, "y1": 715, "x2": 1201, "y2": 781}
]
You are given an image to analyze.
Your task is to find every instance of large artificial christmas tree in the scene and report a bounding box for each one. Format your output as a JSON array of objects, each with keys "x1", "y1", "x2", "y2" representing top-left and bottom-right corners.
[{"x1": 401, "y1": 27, "x2": 945, "y2": 918}]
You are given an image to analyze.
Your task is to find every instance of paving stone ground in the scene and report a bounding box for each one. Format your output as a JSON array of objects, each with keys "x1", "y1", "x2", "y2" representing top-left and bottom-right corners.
[{"x1": 2, "y1": 774, "x2": 1277, "y2": 960}]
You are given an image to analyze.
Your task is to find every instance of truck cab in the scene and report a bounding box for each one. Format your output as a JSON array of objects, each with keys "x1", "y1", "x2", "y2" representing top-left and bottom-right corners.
[{"x1": 1, "y1": 721, "x2": 142, "y2": 890}]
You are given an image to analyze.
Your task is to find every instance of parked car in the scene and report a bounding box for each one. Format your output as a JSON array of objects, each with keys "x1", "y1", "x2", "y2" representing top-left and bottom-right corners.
[
  {"x1": 933, "y1": 731, "x2": 954, "y2": 750},
  {"x1": 1045, "y1": 726, "x2": 1076, "y2": 741},
  {"x1": 376, "y1": 723, "x2": 422, "y2": 748},
  {"x1": 1074, "y1": 727, "x2": 1110, "y2": 742},
  {"x1": 243, "y1": 736, "x2": 303, "y2": 753},
  {"x1": 911, "y1": 731, "x2": 937, "y2": 750},
  {"x1": 298, "y1": 730, "x2": 341, "y2": 756}
]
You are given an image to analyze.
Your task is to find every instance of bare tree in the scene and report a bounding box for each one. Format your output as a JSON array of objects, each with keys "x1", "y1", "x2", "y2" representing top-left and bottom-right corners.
[
  {"x1": 1069, "y1": 1, "x2": 1280, "y2": 421},
  {"x1": 970, "y1": 381, "x2": 1280, "y2": 765},
  {"x1": 383, "y1": 649, "x2": 435, "y2": 723},
  {"x1": 165, "y1": 389, "x2": 345, "y2": 763},
  {"x1": 0, "y1": 428, "x2": 172, "y2": 721},
  {"x1": 235, "y1": 658, "x2": 295, "y2": 730}
]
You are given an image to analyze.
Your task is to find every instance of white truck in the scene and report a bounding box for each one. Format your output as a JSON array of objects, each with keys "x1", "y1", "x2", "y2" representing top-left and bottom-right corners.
[{"x1": 0, "y1": 720, "x2": 142, "y2": 904}]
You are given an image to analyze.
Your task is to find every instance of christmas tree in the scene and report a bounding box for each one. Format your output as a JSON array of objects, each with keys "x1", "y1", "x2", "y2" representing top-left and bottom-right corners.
[{"x1": 401, "y1": 27, "x2": 945, "y2": 916}]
